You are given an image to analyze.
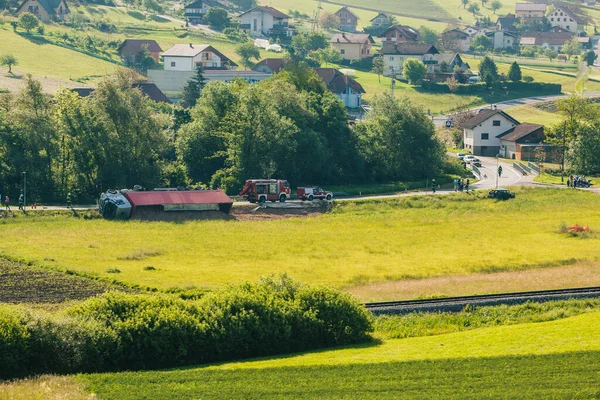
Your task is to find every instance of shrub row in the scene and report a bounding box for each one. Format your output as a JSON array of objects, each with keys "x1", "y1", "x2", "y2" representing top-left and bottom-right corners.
[
  {"x1": 421, "y1": 81, "x2": 562, "y2": 95},
  {"x1": 0, "y1": 277, "x2": 372, "y2": 379}
]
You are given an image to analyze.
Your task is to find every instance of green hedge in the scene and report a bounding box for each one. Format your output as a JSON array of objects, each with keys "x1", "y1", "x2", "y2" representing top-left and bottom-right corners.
[
  {"x1": 421, "y1": 81, "x2": 562, "y2": 95},
  {"x1": 0, "y1": 277, "x2": 372, "y2": 379}
]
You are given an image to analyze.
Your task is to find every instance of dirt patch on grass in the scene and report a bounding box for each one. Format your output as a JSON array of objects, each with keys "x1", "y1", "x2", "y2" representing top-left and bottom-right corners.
[
  {"x1": 0, "y1": 258, "x2": 128, "y2": 304},
  {"x1": 347, "y1": 261, "x2": 600, "y2": 302},
  {"x1": 230, "y1": 204, "x2": 329, "y2": 221}
]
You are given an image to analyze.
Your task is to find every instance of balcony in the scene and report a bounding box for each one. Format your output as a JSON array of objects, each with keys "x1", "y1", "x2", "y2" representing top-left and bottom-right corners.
[{"x1": 423, "y1": 59, "x2": 438, "y2": 65}]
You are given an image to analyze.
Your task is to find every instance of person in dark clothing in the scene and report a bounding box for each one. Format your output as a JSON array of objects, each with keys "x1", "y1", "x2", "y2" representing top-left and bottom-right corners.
[
  {"x1": 4, "y1": 195, "x2": 10, "y2": 211},
  {"x1": 18, "y1": 194, "x2": 23, "y2": 210}
]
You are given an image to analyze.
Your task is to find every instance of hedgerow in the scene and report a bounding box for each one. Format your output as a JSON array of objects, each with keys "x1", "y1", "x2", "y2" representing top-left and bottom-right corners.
[{"x1": 0, "y1": 276, "x2": 372, "y2": 379}]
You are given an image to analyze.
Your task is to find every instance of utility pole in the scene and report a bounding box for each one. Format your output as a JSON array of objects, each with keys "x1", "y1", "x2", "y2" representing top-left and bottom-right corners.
[
  {"x1": 22, "y1": 172, "x2": 26, "y2": 208},
  {"x1": 561, "y1": 121, "x2": 567, "y2": 183}
]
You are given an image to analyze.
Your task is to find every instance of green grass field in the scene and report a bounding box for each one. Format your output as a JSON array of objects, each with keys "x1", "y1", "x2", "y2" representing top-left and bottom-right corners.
[
  {"x1": 505, "y1": 103, "x2": 564, "y2": 126},
  {"x1": 1, "y1": 188, "x2": 599, "y2": 299},
  {"x1": 76, "y1": 310, "x2": 600, "y2": 399}
]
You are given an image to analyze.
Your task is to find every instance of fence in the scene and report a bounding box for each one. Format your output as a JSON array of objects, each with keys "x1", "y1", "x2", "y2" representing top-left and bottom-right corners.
[
  {"x1": 528, "y1": 162, "x2": 540, "y2": 175},
  {"x1": 472, "y1": 165, "x2": 481, "y2": 178},
  {"x1": 513, "y1": 163, "x2": 528, "y2": 175}
]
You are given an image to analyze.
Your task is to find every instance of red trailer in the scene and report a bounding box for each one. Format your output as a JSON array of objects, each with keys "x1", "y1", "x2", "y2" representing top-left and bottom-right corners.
[{"x1": 240, "y1": 179, "x2": 291, "y2": 203}]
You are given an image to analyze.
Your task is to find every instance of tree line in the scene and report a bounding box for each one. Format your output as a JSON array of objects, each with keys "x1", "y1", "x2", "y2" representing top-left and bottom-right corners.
[{"x1": 0, "y1": 65, "x2": 446, "y2": 203}]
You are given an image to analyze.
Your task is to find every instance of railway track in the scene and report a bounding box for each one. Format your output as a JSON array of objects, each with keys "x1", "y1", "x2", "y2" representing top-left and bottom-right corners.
[{"x1": 365, "y1": 286, "x2": 600, "y2": 315}]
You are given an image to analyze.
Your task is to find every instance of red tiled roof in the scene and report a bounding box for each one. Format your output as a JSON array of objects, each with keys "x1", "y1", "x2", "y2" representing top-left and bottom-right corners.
[
  {"x1": 254, "y1": 58, "x2": 286, "y2": 73},
  {"x1": 313, "y1": 68, "x2": 365, "y2": 94},
  {"x1": 239, "y1": 6, "x2": 289, "y2": 19},
  {"x1": 462, "y1": 109, "x2": 520, "y2": 129},
  {"x1": 497, "y1": 123, "x2": 544, "y2": 142},
  {"x1": 330, "y1": 32, "x2": 374, "y2": 44},
  {"x1": 118, "y1": 39, "x2": 163, "y2": 54}
]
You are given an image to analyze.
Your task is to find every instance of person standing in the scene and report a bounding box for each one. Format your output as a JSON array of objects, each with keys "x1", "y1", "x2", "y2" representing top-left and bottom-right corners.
[
  {"x1": 466, "y1": 179, "x2": 470, "y2": 191},
  {"x1": 431, "y1": 178, "x2": 436, "y2": 193},
  {"x1": 4, "y1": 195, "x2": 10, "y2": 211},
  {"x1": 18, "y1": 193, "x2": 24, "y2": 210},
  {"x1": 66, "y1": 192, "x2": 72, "y2": 209}
]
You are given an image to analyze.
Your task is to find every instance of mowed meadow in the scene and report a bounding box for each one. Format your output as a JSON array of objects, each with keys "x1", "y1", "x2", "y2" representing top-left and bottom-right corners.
[{"x1": 1, "y1": 188, "x2": 599, "y2": 298}]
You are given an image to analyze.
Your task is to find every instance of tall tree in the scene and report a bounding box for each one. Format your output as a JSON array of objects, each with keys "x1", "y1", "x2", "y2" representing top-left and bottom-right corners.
[
  {"x1": 419, "y1": 26, "x2": 439, "y2": 46},
  {"x1": 0, "y1": 54, "x2": 17, "y2": 74},
  {"x1": 562, "y1": 37, "x2": 582, "y2": 60},
  {"x1": 181, "y1": 66, "x2": 206, "y2": 108},
  {"x1": 403, "y1": 59, "x2": 427, "y2": 84},
  {"x1": 137, "y1": 44, "x2": 155, "y2": 73},
  {"x1": 507, "y1": 61, "x2": 522, "y2": 82},
  {"x1": 478, "y1": 56, "x2": 498, "y2": 84},
  {"x1": 371, "y1": 56, "x2": 384, "y2": 83},
  {"x1": 584, "y1": 50, "x2": 597, "y2": 67},
  {"x1": 205, "y1": 7, "x2": 229, "y2": 30},
  {"x1": 235, "y1": 42, "x2": 260, "y2": 68},
  {"x1": 355, "y1": 93, "x2": 444, "y2": 181}
]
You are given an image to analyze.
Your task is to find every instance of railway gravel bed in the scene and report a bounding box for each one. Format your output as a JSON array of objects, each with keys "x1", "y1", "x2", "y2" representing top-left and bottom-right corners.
[{"x1": 365, "y1": 287, "x2": 600, "y2": 315}]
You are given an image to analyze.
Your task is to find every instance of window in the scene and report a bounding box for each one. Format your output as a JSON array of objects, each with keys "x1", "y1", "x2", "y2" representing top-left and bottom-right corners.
[
  {"x1": 570, "y1": 18, "x2": 573, "y2": 22},
  {"x1": 367, "y1": 49, "x2": 370, "y2": 55},
  {"x1": 481, "y1": 133, "x2": 489, "y2": 140},
  {"x1": 389, "y1": 56, "x2": 394, "y2": 61},
  {"x1": 551, "y1": 17, "x2": 554, "y2": 21},
  {"x1": 564, "y1": 18, "x2": 567, "y2": 21},
  {"x1": 493, "y1": 120, "x2": 501, "y2": 126},
  {"x1": 340, "y1": 49, "x2": 345, "y2": 54},
  {"x1": 253, "y1": 18, "x2": 257, "y2": 31},
  {"x1": 566, "y1": 25, "x2": 570, "y2": 30},
  {"x1": 170, "y1": 61, "x2": 176, "y2": 67}
]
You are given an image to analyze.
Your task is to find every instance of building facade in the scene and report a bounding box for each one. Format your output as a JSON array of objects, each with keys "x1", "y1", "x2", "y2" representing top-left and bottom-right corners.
[
  {"x1": 239, "y1": 6, "x2": 293, "y2": 38},
  {"x1": 17, "y1": 0, "x2": 69, "y2": 22},
  {"x1": 335, "y1": 7, "x2": 358, "y2": 32},
  {"x1": 546, "y1": 6, "x2": 584, "y2": 33},
  {"x1": 462, "y1": 110, "x2": 520, "y2": 157},
  {"x1": 330, "y1": 33, "x2": 374, "y2": 60}
]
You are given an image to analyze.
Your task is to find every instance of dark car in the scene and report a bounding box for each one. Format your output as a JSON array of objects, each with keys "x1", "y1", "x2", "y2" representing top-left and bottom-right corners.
[
  {"x1": 471, "y1": 159, "x2": 482, "y2": 167},
  {"x1": 488, "y1": 189, "x2": 515, "y2": 200}
]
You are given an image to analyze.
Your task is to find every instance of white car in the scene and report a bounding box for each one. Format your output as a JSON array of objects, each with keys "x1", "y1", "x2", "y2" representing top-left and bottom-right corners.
[{"x1": 464, "y1": 155, "x2": 475, "y2": 163}]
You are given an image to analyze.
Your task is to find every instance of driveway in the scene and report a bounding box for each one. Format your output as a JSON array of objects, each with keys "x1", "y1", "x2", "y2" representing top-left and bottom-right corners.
[{"x1": 157, "y1": 14, "x2": 217, "y2": 34}]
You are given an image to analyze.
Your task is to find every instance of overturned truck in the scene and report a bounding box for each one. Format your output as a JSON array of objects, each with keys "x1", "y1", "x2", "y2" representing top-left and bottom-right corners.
[{"x1": 99, "y1": 188, "x2": 233, "y2": 220}]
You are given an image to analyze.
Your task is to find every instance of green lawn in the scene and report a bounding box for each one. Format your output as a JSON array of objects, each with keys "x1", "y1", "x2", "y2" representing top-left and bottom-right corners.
[
  {"x1": 78, "y1": 311, "x2": 600, "y2": 399},
  {"x1": 0, "y1": 26, "x2": 119, "y2": 82},
  {"x1": 505, "y1": 103, "x2": 564, "y2": 126},
  {"x1": 1, "y1": 188, "x2": 599, "y2": 298}
]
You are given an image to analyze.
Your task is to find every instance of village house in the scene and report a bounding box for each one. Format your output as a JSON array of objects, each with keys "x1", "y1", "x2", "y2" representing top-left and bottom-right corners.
[
  {"x1": 370, "y1": 12, "x2": 390, "y2": 27},
  {"x1": 184, "y1": 0, "x2": 225, "y2": 24},
  {"x1": 253, "y1": 58, "x2": 286, "y2": 74},
  {"x1": 462, "y1": 109, "x2": 520, "y2": 157},
  {"x1": 496, "y1": 13, "x2": 519, "y2": 32},
  {"x1": 330, "y1": 33, "x2": 374, "y2": 61},
  {"x1": 118, "y1": 39, "x2": 163, "y2": 64},
  {"x1": 381, "y1": 43, "x2": 439, "y2": 76},
  {"x1": 313, "y1": 68, "x2": 365, "y2": 108},
  {"x1": 16, "y1": 0, "x2": 69, "y2": 22},
  {"x1": 497, "y1": 122, "x2": 545, "y2": 160},
  {"x1": 486, "y1": 30, "x2": 519, "y2": 49},
  {"x1": 435, "y1": 53, "x2": 469, "y2": 73},
  {"x1": 335, "y1": 6, "x2": 358, "y2": 32},
  {"x1": 161, "y1": 44, "x2": 236, "y2": 71},
  {"x1": 239, "y1": 6, "x2": 294, "y2": 38},
  {"x1": 380, "y1": 25, "x2": 420, "y2": 49},
  {"x1": 546, "y1": 6, "x2": 584, "y2": 33},
  {"x1": 520, "y1": 31, "x2": 575, "y2": 51},
  {"x1": 441, "y1": 28, "x2": 470, "y2": 52},
  {"x1": 514, "y1": 3, "x2": 546, "y2": 20}
]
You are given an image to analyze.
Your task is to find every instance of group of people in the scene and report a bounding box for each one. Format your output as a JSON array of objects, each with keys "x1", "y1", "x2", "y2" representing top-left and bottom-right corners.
[
  {"x1": 567, "y1": 175, "x2": 589, "y2": 188},
  {"x1": 1, "y1": 194, "x2": 23, "y2": 211},
  {"x1": 453, "y1": 178, "x2": 470, "y2": 192}
]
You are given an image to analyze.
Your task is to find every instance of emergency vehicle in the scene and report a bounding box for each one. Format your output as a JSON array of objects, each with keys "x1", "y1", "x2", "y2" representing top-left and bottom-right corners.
[
  {"x1": 296, "y1": 187, "x2": 333, "y2": 201},
  {"x1": 240, "y1": 179, "x2": 291, "y2": 203}
]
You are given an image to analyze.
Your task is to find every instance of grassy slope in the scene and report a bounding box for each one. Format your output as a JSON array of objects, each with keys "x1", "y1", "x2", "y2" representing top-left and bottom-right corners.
[
  {"x1": 1, "y1": 188, "x2": 599, "y2": 295},
  {"x1": 79, "y1": 311, "x2": 600, "y2": 399},
  {"x1": 505, "y1": 103, "x2": 564, "y2": 126},
  {"x1": 0, "y1": 26, "x2": 119, "y2": 82}
]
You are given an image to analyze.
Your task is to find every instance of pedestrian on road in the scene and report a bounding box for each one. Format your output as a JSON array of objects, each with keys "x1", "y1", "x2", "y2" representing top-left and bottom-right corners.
[
  {"x1": 432, "y1": 179, "x2": 436, "y2": 193},
  {"x1": 453, "y1": 179, "x2": 458, "y2": 192},
  {"x1": 18, "y1": 193, "x2": 23, "y2": 210},
  {"x1": 4, "y1": 195, "x2": 10, "y2": 211},
  {"x1": 466, "y1": 179, "x2": 470, "y2": 191},
  {"x1": 569, "y1": 174, "x2": 574, "y2": 188},
  {"x1": 67, "y1": 192, "x2": 72, "y2": 209},
  {"x1": 567, "y1": 179, "x2": 571, "y2": 188}
]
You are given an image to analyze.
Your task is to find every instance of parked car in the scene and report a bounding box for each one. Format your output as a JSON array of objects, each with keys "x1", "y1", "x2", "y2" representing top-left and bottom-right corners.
[
  {"x1": 488, "y1": 189, "x2": 515, "y2": 200},
  {"x1": 464, "y1": 155, "x2": 475, "y2": 163},
  {"x1": 457, "y1": 153, "x2": 466, "y2": 160},
  {"x1": 296, "y1": 187, "x2": 333, "y2": 201},
  {"x1": 471, "y1": 158, "x2": 482, "y2": 167}
]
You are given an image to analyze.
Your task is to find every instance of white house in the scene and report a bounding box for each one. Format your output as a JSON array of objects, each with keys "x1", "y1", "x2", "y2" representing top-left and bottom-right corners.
[
  {"x1": 184, "y1": 0, "x2": 224, "y2": 24},
  {"x1": 462, "y1": 109, "x2": 520, "y2": 157},
  {"x1": 370, "y1": 12, "x2": 389, "y2": 27},
  {"x1": 239, "y1": 6, "x2": 293, "y2": 38},
  {"x1": 381, "y1": 43, "x2": 439, "y2": 76},
  {"x1": 314, "y1": 68, "x2": 365, "y2": 108},
  {"x1": 161, "y1": 44, "x2": 236, "y2": 71},
  {"x1": 546, "y1": 6, "x2": 584, "y2": 33},
  {"x1": 485, "y1": 30, "x2": 519, "y2": 49}
]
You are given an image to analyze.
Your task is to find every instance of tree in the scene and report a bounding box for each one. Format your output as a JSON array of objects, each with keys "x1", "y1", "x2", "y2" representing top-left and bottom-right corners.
[
  {"x1": 568, "y1": 123, "x2": 600, "y2": 175},
  {"x1": 319, "y1": 10, "x2": 338, "y2": 30},
  {"x1": 403, "y1": 59, "x2": 427, "y2": 84},
  {"x1": 355, "y1": 93, "x2": 444, "y2": 181},
  {"x1": 584, "y1": 50, "x2": 597, "y2": 67},
  {"x1": 562, "y1": 37, "x2": 582, "y2": 60},
  {"x1": 18, "y1": 13, "x2": 39, "y2": 33},
  {"x1": 461, "y1": 0, "x2": 469, "y2": 8},
  {"x1": 137, "y1": 44, "x2": 155, "y2": 73},
  {"x1": 371, "y1": 56, "x2": 384, "y2": 83},
  {"x1": 471, "y1": 35, "x2": 492, "y2": 51},
  {"x1": 0, "y1": 54, "x2": 17, "y2": 74},
  {"x1": 290, "y1": 32, "x2": 329, "y2": 59},
  {"x1": 419, "y1": 26, "x2": 439, "y2": 46},
  {"x1": 478, "y1": 56, "x2": 498, "y2": 84},
  {"x1": 467, "y1": 2, "x2": 480, "y2": 15},
  {"x1": 235, "y1": 42, "x2": 260, "y2": 68},
  {"x1": 507, "y1": 61, "x2": 522, "y2": 82},
  {"x1": 310, "y1": 47, "x2": 341, "y2": 66},
  {"x1": 143, "y1": 0, "x2": 162, "y2": 13},
  {"x1": 205, "y1": 7, "x2": 229, "y2": 30},
  {"x1": 446, "y1": 76, "x2": 459, "y2": 93},
  {"x1": 491, "y1": 0, "x2": 502, "y2": 14},
  {"x1": 545, "y1": 48, "x2": 558, "y2": 62},
  {"x1": 181, "y1": 67, "x2": 207, "y2": 108}
]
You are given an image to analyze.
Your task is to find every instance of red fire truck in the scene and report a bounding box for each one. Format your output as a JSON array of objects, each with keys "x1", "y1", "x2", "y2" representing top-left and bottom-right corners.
[{"x1": 240, "y1": 179, "x2": 291, "y2": 203}]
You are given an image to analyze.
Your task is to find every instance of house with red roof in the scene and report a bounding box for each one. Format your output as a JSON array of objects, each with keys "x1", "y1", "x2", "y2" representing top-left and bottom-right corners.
[
  {"x1": 118, "y1": 39, "x2": 163, "y2": 65},
  {"x1": 313, "y1": 68, "x2": 365, "y2": 109},
  {"x1": 330, "y1": 32, "x2": 374, "y2": 60},
  {"x1": 335, "y1": 6, "x2": 358, "y2": 32},
  {"x1": 239, "y1": 6, "x2": 294, "y2": 38}
]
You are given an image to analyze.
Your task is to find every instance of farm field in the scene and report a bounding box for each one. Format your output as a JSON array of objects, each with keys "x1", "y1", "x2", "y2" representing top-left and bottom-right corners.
[
  {"x1": 1, "y1": 188, "x2": 599, "y2": 300},
  {"x1": 73, "y1": 311, "x2": 600, "y2": 399}
]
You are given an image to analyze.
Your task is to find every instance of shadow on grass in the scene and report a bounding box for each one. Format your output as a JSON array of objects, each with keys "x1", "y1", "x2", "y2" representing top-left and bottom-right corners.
[
  {"x1": 81, "y1": 351, "x2": 600, "y2": 399},
  {"x1": 16, "y1": 32, "x2": 51, "y2": 46},
  {"x1": 150, "y1": 15, "x2": 169, "y2": 23},
  {"x1": 127, "y1": 10, "x2": 145, "y2": 20}
]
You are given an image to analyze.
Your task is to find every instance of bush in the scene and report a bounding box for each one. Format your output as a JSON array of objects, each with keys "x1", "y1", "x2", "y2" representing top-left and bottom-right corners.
[
  {"x1": 0, "y1": 277, "x2": 373, "y2": 379},
  {"x1": 420, "y1": 81, "x2": 557, "y2": 94}
]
